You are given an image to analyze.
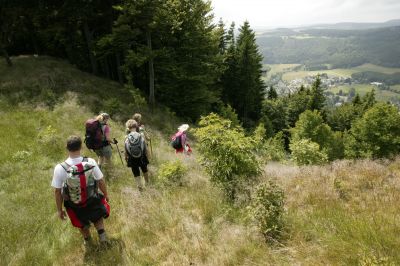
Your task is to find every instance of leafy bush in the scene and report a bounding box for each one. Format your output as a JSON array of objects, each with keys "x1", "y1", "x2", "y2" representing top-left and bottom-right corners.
[
  {"x1": 263, "y1": 132, "x2": 287, "y2": 162},
  {"x1": 218, "y1": 104, "x2": 241, "y2": 128},
  {"x1": 253, "y1": 125, "x2": 286, "y2": 162},
  {"x1": 345, "y1": 103, "x2": 400, "y2": 159},
  {"x1": 290, "y1": 110, "x2": 342, "y2": 160},
  {"x1": 290, "y1": 138, "x2": 328, "y2": 165},
  {"x1": 157, "y1": 160, "x2": 187, "y2": 186},
  {"x1": 194, "y1": 113, "x2": 261, "y2": 201},
  {"x1": 249, "y1": 181, "x2": 285, "y2": 244}
]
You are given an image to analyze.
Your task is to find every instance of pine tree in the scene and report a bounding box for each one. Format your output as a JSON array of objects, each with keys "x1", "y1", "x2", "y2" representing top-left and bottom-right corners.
[
  {"x1": 267, "y1": 86, "x2": 278, "y2": 100},
  {"x1": 235, "y1": 21, "x2": 265, "y2": 127},
  {"x1": 309, "y1": 75, "x2": 325, "y2": 111}
]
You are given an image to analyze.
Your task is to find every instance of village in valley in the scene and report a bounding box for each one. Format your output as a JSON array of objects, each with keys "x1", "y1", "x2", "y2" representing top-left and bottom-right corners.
[{"x1": 264, "y1": 65, "x2": 400, "y2": 107}]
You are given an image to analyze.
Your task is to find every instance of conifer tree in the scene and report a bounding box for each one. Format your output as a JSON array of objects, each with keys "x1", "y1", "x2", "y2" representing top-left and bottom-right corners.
[
  {"x1": 233, "y1": 21, "x2": 265, "y2": 127},
  {"x1": 309, "y1": 75, "x2": 325, "y2": 111},
  {"x1": 267, "y1": 86, "x2": 278, "y2": 100}
]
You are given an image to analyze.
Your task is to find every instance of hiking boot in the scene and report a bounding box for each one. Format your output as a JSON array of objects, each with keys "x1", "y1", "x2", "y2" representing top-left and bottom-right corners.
[
  {"x1": 84, "y1": 237, "x2": 95, "y2": 249},
  {"x1": 99, "y1": 232, "x2": 108, "y2": 243}
]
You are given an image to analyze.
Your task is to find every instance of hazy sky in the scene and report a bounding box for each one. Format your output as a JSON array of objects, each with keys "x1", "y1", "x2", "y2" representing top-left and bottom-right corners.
[{"x1": 212, "y1": 0, "x2": 400, "y2": 28}]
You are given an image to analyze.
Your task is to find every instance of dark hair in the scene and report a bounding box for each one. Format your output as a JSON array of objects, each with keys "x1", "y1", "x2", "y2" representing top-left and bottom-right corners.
[{"x1": 66, "y1": 135, "x2": 82, "y2": 152}]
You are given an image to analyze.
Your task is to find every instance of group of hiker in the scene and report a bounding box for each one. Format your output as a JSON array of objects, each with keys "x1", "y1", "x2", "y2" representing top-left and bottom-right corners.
[{"x1": 50, "y1": 112, "x2": 190, "y2": 246}]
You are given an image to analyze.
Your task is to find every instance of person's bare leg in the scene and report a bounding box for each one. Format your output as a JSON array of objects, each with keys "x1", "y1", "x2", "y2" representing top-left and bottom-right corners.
[
  {"x1": 98, "y1": 156, "x2": 105, "y2": 169},
  {"x1": 94, "y1": 218, "x2": 107, "y2": 242},
  {"x1": 143, "y1": 172, "x2": 149, "y2": 185},
  {"x1": 135, "y1": 175, "x2": 144, "y2": 191},
  {"x1": 80, "y1": 227, "x2": 90, "y2": 238}
]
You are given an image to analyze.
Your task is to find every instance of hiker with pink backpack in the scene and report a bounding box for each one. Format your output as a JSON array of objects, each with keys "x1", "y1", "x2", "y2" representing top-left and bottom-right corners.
[{"x1": 171, "y1": 124, "x2": 192, "y2": 155}]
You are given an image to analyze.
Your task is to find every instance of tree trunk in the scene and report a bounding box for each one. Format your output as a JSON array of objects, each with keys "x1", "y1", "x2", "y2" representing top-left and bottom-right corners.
[
  {"x1": 147, "y1": 30, "x2": 155, "y2": 111},
  {"x1": 1, "y1": 46, "x2": 12, "y2": 66},
  {"x1": 104, "y1": 57, "x2": 111, "y2": 79},
  {"x1": 115, "y1": 53, "x2": 123, "y2": 84},
  {"x1": 83, "y1": 21, "x2": 98, "y2": 75}
]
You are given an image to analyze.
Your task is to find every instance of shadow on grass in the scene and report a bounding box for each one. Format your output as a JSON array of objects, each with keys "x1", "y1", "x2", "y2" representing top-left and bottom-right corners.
[{"x1": 84, "y1": 237, "x2": 126, "y2": 265}]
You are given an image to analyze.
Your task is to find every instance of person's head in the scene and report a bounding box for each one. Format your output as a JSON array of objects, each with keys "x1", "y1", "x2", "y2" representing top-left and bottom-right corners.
[
  {"x1": 97, "y1": 113, "x2": 110, "y2": 123},
  {"x1": 126, "y1": 119, "x2": 138, "y2": 132},
  {"x1": 66, "y1": 135, "x2": 82, "y2": 152},
  {"x1": 178, "y1": 124, "x2": 189, "y2": 133},
  {"x1": 132, "y1": 113, "x2": 142, "y2": 123}
]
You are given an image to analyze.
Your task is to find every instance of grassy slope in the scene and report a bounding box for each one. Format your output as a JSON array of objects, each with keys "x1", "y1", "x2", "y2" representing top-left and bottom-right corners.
[{"x1": 2, "y1": 57, "x2": 400, "y2": 265}]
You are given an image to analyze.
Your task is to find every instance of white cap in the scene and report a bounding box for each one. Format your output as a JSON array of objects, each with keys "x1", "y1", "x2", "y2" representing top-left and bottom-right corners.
[{"x1": 178, "y1": 124, "x2": 189, "y2": 132}]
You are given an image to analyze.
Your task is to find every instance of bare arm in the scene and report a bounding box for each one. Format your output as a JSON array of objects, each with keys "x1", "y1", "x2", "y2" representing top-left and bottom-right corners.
[
  {"x1": 54, "y1": 188, "x2": 66, "y2": 220},
  {"x1": 98, "y1": 179, "x2": 109, "y2": 201}
]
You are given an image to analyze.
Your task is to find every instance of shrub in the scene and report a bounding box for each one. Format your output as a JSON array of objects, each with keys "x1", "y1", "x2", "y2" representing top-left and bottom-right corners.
[
  {"x1": 345, "y1": 103, "x2": 400, "y2": 159},
  {"x1": 157, "y1": 160, "x2": 187, "y2": 186},
  {"x1": 194, "y1": 113, "x2": 261, "y2": 201},
  {"x1": 249, "y1": 181, "x2": 285, "y2": 244},
  {"x1": 290, "y1": 138, "x2": 328, "y2": 165},
  {"x1": 290, "y1": 110, "x2": 342, "y2": 160},
  {"x1": 263, "y1": 132, "x2": 287, "y2": 162}
]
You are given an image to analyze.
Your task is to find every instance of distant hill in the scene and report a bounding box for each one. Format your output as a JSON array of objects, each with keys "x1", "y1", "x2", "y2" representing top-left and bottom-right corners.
[
  {"x1": 257, "y1": 23, "x2": 400, "y2": 68},
  {"x1": 300, "y1": 19, "x2": 400, "y2": 31}
]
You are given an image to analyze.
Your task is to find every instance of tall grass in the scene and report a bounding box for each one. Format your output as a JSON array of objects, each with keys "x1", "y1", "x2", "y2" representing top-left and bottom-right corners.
[{"x1": 2, "y1": 57, "x2": 400, "y2": 265}]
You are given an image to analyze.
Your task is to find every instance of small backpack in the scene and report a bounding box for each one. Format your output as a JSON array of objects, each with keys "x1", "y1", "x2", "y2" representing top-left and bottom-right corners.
[
  {"x1": 171, "y1": 132, "x2": 183, "y2": 149},
  {"x1": 84, "y1": 119, "x2": 104, "y2": 150},
  {"x1": 126, "y1": 132, "x2": 144, "y2": 158},
  {"x1": 60, "y1": 157, "x2": 98, "y2": 207}
]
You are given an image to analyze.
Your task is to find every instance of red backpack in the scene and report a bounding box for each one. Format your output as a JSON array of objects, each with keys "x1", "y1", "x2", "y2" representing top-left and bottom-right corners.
[{"x1": 84, "y1": 119, "x2": 104, "y2": 150}]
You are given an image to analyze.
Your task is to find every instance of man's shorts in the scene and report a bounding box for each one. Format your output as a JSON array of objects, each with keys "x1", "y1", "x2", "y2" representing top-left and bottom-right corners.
[
  {"x1": 94, "y1": 145, "x2": 112, "y2": 159},
  {"x1": 64, "y1": 195, "x2": 110, "y2": 228}
]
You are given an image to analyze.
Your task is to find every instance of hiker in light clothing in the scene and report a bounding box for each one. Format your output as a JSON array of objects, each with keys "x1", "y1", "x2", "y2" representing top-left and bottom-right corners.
[
  {"x1": 51, "y1": 135, "x2": 110, "y2": 246},
  {"x1": 125, "y1": 119, "x2": 149, "y2": 191}
]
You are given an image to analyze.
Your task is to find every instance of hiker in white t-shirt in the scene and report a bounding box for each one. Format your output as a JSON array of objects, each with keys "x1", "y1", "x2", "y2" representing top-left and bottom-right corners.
[{"x1": 51, "y1": 135, "x2": 110, "y2": 246}]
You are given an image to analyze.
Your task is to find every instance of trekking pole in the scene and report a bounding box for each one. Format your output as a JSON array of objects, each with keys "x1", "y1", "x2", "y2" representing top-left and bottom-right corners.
[
  {"x1": 149, "y1": 138, "x2": 153, "y2": 158},
  {"x1": 113, "y1": 138, "x2": 124, "y2": 166}
]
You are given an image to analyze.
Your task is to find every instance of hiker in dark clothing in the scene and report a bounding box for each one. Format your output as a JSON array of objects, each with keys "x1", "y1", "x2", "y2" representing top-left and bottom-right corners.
[{"x1": 125, "y1": 119, "x2": 149, "y2": 191}]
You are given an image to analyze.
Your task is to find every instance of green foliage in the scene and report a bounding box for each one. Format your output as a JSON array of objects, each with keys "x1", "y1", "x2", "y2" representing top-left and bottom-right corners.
[
  {"x1": 221, "y1": 21, "x2": 265, "y2": 128},
  {"x1": 267, "y1": 86, "x2": 278, "y2": 99},
  {"x1": 290, "y1": 139, "x2": 328, "y2": 165},
  {"x1": 261, "y1": 98, "x2": 287, "y2": 135},
  {"x1": 253, "y1": 126, "x2": 286, "y2": 162},
  {"x1": 345, "y1": 103, "x2": 400, "y2": 158},
  {"x1": 309, "y1": 76, "x2": 325, "y2": 111},
  {"x1": 290, "y1": 110, "x2": 342, "y2": 160},
  {"x1": 157, "y1": 160, "x2": 187, "y2": 186},
  {"x1": 286, "y1": 89, "x2": 312, "y2": 128},
  {"x1": 249, "y1": 181, "x2": 285, "y2": 244},
  {"x1": 263, "y1": 132, "x2": 287, "y2": 162},
  {"x1": 194, "y1": 113, "x2": 261, "y2": 200},
  {"x1": 326, "y1": 103, "x2": 362, "y2": 131},
  {"x1": 217, "y1": 104, "x2": 241, "y2": 128}
]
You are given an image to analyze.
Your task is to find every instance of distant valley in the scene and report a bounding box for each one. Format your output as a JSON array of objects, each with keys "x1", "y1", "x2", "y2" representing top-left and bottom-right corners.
[{"x1": 256, "y1": 20, "x2": 400, "y2": 106}]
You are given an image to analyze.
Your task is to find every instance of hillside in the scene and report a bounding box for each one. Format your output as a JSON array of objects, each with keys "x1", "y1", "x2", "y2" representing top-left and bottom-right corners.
[
  {"x1": 257, "y1": 26, "x2": 400, "y2": 68},
  {"x1": 1, "y1": 57, "x2": 400, "y2": 265}
]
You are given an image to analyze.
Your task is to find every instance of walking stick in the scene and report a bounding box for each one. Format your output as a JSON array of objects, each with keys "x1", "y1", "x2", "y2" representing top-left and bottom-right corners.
[
  {"x1": 113, "y1": 138, "x2": 124, "y2": 166},
  {"x1": 149, "y1": 138, "x2": 153, "y2": 157}
]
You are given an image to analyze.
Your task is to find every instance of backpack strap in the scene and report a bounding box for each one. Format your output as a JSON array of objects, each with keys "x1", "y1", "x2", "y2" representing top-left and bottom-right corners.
[
  {"x1": 60, "y1": 161, "x2": 71, "y2": 172},
  {"x1": 60, "y1": 157, "x2": 90, "y2": 173}
]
